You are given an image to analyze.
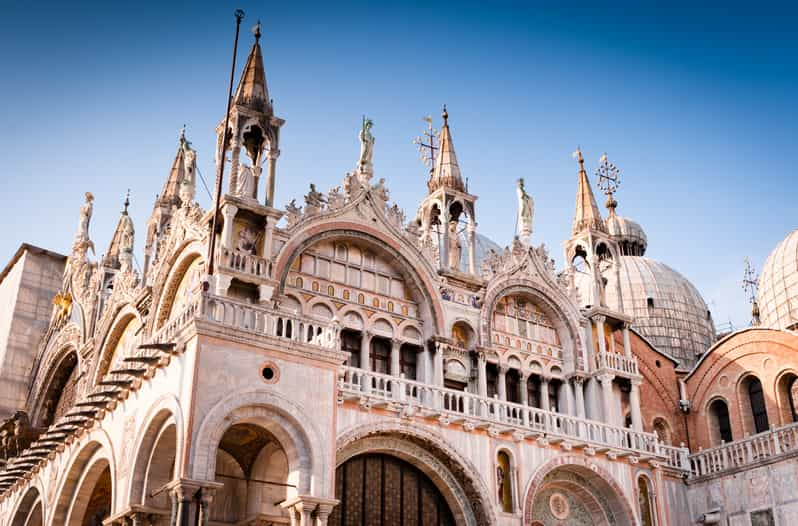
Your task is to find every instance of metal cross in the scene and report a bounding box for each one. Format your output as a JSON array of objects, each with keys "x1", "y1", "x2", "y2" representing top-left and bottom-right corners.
[
  {"x1": 595, "y1": 153, "x2": 621, "y2": 197},
  {"x1": 742, "y1": 258, "x2": 759, "y2": 304},
  {"x1": 413, "y1": 116, "x2": 439, "y2": 169}
]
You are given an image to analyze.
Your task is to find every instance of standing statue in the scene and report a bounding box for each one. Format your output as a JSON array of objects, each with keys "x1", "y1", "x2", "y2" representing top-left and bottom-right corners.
[
  {"x1": 304, "y1": 183, "x2": 327, "y2": 215},
  {"x1": 448, "y1": 221, "x2": 462, "y2": 270},
  {"x1": 234, "y1": 165, "x2": 256, "y2": 199},
  {"x1": 358, "y1": 116, "x2": 375, "y2": 180},
  {"x1": 516, "y1": 178, "x2": 534, "y2": 243},
  {"x1": 179, "y1": 177, "x2": 196, "y2": 205},
  {"x1": 73, "y1": 192, "x2": 95, "y2": 255},
  {"x1": 119, "y1": 219, "x2": 135, "y2": 273}
]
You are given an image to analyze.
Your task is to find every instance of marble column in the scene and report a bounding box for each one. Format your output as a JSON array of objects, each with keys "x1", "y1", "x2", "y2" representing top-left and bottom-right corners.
[
  {"x1": 477, "y1": 352, "x2": 488, "y2": 398},
  {"x1": 265, "y1": 148, "x2": 280, "y2": 207},
  {"x1": 595, "y1": 315, "x2": 607, "y2": 355},
  {"x1": 573, "y1": 377, "x2": 586, "y2": 419},
  {"x1": 390, "y1": 339, "x2": 402, "y2": 376},
  {"x1": 497, "y1": 364, "x2": 508, "y2": 401},
  {"x1": 540, "y1": 376, "x2": 550, "y2": 412},
  {"x1": 583, "y1": 320, "x2": 595, "y2": 372},
  {"x1": 360, "y1": 331, "x2": 371, "y2": 372},
  {"x1": 598, "y1": 373, "x2": 615, "y2": 425},
  {"x1": 432, "y1": 342, "x2": 445, "y2": 387},
  {"x1": 622, "y1": 323, "x2": 633, "y2": 358},
  {"x1": 630, "y1": 378, "x2": 643, "y2": 431},
  {"x1": 220, "y1": 203, "x2": 238, "y2": 251},
  {"x1": 439, "y1": 209, "x2": 450, "y2": 271},
  {"x1": 467, "y1": 220, "x2": 477, "y2": 275}
]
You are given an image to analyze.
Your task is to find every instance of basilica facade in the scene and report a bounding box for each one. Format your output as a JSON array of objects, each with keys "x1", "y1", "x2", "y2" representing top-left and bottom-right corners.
[{"x1": 1, "y1": 27, "x2": 798, "y2": 526}]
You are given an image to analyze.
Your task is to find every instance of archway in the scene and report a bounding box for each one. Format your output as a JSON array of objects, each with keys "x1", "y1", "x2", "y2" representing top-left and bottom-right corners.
[
  {"x1": 211, "y1": 423, "x2": 293, "y2": 523},
  {"x1": 10, "y1": 487, "x2": 43, "y2": 526},
  {"x1": 51, "y1": 440, "x2": 115, "y2": 526},
  {"x1": 523, "y1": 457, "x2": 635, "y2": 526},
  {"x1": 776, "y1": 371, "x2": 798, "y2": 424},
  {"x1": 708, "y1": 398, "x2": 733, "y2": 445},
  {"x1": 36, "y1": 349, "x2": 79, "y2": 428},
  {"x1": 329, "y1": 453, "x2": 455, "y2": 526},
  {"x1": 739, "y1": 374, "x2": 769, "y2": 435},
  {"x1": 129, "y1": 412, "x2": 178, "y2": 512}
]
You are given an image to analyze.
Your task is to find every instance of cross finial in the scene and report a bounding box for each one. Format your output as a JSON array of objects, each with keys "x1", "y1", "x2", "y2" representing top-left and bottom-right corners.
[
  {"x1": 413, "y1": 115, "x2": 439, "y2": 169},
  {"x1": 252, "y1": 20, "x2": 261, "y2": 41},
  {"x1": 442, "y1": 104, "x2": 448, "y2": 124},
  {"x1": 743, "y1": 258, "x2": 761, "y2": 325},
  {"x1": 123, "y1": 189, "x2": 131, "y2": 214},
  {"x1": 595, "y1": 152, "x2": 621, "y2": 212},
  {"x1": 572, "y1": 146, "x2": 584, "y2": 167},
  {"x1": 179, "y1": 124, "x2": 186, "y2": 142}
]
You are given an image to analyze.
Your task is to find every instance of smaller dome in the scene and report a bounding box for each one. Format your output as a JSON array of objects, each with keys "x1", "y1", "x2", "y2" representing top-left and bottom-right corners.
[
  {"x1": 606, "y1": 212, "x2": 647, "y2": 256},
  {"x1": 758, "y1": 228, "x2": 798, "y2": 330}
]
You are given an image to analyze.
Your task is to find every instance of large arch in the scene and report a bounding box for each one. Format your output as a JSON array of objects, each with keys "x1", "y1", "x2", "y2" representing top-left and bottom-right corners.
[
  {"x1": 272, "y1": 222, "x2": 445, "y2": 336},
  {"x1": 190, "y1": 389, "x2": 329, "y2": 496},
  {"x1": 151, "y1": 240, "x2": 205, "y2": 332},
  {"x1": 336, "y1": 422, "x2": 496, "y2": 526},
  {"x1": 31, "y1": 346, "x2": 80, "y2": 429},
  {"x1": 10, "y1": 486, "x2": 43, "y2": 526},
  {"x1": 91, "y1": 304, "x2": 143, "y2": 386},
  {"x1": 522, "y1": 455, "x2": 636, "y2": 526}
]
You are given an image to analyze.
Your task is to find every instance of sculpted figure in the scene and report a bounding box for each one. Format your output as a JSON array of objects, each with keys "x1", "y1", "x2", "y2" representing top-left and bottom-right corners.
[
  {"x1": 448, "y1": 221, "x2": 461, "y2": 270},
  {"x1": 327, "y1": 186, "x2": 345, "y2": 211},
  {"x1": 235, "y1": 164, "x2": 257, "y2": 199},
  {"x1": 285, "y1": 199, "x2": 303, "y2": 228},
  {"x1": 372, "y1": 178, "x2": 389, "y2": 206},
  {"x1": 304, "y1": 183, "x2": 327, "y2": 215},
  {"x1": 358, "y1": 116, "x2": 375, "y2": 177},
  {"x1": 237, "y1": 227, "x2": 258, "y2": 255},
  {"x1": 516, "y1": 178, "x2": 534, "y2": 242}
]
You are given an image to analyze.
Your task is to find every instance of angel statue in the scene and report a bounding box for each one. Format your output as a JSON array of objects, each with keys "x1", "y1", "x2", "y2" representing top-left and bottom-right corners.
[
  {"x1": 358, "y1": 116, "x2": 375, "y2": 179},
  {"x1": 516, "y1": 178, "x2": 534, "y2": 244}
]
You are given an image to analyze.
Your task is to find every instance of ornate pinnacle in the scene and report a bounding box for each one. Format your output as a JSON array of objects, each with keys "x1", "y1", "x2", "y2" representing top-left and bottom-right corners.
[
  {"x1": 123, "y1": 189, "x2": 130, "y2": 214},
  {"x1": 252, "y1": 20, "x2": 261, "y2": 41},
  {"x1": 595, "y1": 152, "x2": 621, "y2": 212}
]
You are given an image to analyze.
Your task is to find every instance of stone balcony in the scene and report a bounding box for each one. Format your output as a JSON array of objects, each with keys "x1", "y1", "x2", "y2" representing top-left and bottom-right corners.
[
  {"x1": 595, "y1": 349, "x2": 639, "y2": 377},
  {"x1": 217, "y1": 247, "x2": 272, "y2": 282},
  {"x1": 688, "y1": 421, "x2": 798, "y2": 480},
  {"x1": 338, "y1": 366, "x2": 688, "y2": 470}
]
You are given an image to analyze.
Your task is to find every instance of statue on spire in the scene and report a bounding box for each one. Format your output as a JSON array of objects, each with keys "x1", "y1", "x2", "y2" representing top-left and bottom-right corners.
[
  {"x1": 73, "y1": 192, "x2": 95, "y2": 256},
  {"x1": 516, "y1": 178, "x2": 534, "y2": 244},
  {"x1": 358, "y1": 116, "x2": 375, "y2": 181}
]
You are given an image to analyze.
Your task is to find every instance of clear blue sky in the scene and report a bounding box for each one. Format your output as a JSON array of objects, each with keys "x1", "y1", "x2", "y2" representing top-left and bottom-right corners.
[{"x1": 1, "y1": 1, "x2": 796, "y2": 330}]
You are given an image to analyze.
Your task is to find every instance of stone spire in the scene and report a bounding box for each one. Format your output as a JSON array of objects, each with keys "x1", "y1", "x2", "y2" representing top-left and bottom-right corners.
[
  {"x1": 233, "y1": 21, "x2": 271, "y2": 114},
  {"x1": 571, "y1": 147, "x2": 606, "y2": 234},
  {"x1": 103, "y1": 191, "x2": 135, "y2": 271},
  {"x1": 159, "y1": 127, "x2": 196, "y2": 209},
  {"x1": 428, "y1": 106, "x2": 466, "y2": 194}
]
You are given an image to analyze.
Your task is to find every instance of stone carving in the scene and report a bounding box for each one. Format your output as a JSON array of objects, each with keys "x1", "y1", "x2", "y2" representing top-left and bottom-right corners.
[
  {"x1": 285, "y1": 199, "x2": 303, "y2": 228},
  {"x1": 386, "y1": 203, "x2": 405, "y2": 229},
  {"x1": 516, "y1": 178, "x2": 534, "y2": 243},
  {"x1": 327, "y1": 186, "x2": 345, "y2": 211},
  {"x1": 549, "y1": 492, "x2": 570, "y2": 520},
  {"x1": 304, "y1": 183, "x2": 326, "y2": 215},
  {"x1": 343, "y1": 171, "x2": 364, "y2": 201},
  {"x1": 448, "y1": 221, "x2": 461, "y2": 270},
  {"x1": 358, "y1": 116, "x2": 375, "y2": 180},
  {"x1": 237, "y1": 226, "x2": 258, "y2": 255},
  {"x1": 371, "y1": 178, "x2": 389, "y2": 209},
  {"x1": 52, "y1": 292, "x2": 73, "y2": 329},
  {"x1": 234, "y1": 164, "x2": 256, "y2": 199},
  {"x1": 74, "y1": 192, "x2": 95, "y2": 255}
]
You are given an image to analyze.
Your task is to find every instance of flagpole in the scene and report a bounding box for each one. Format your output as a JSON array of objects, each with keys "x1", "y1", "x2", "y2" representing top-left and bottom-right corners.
[{"x1": 207, "y1": 9, "x2": 245, "y2": 278}]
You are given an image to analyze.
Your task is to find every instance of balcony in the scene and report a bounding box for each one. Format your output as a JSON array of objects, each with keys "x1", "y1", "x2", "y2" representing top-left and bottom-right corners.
[
  {"x1": 595, "y1": 350, "x2": 639, "y2": 376},
  {"x1": 338, "y1": 366, "x2": 686, "y2": 466},
  {"x1": 217, "y1": 247, "x2": 272, "y2": 282},
  {"x1": 151, "y1": 291, "x2": 340, "y2": 351},
  {"x1": 689, "y1": 421, "x2": 798, "y2": 479}
]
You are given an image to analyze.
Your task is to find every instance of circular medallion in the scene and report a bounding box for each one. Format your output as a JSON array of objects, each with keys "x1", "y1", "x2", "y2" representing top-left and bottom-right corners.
[
  {"x1": 549, "y1": 492, "x2": 570, "y2": 520},
  {"x1": 718, "y1": 375, "x2": 729, "y2": 388}
]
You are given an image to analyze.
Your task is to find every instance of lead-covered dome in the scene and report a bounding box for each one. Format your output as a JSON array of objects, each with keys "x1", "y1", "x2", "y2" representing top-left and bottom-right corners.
[
  {"x1": 606, "y1": 213, "x2": 647, "y2": 256},
  {"x1": 606, "y1": 256, "x2": 715, "y2": 367},
  {"x1": 758, "y1": 228, "x2": 798, "y2": 330}
]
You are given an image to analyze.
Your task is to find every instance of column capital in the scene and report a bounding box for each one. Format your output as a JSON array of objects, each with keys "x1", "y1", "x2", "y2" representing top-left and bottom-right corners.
[
  {"x1": 498, "y1": 363, "x2": 509, "y2": 374},
  {"x1": 596, "y1": 372, "x2": 615, "y2": 384},
  {"x1": 592, "y1": 314, "x2": 606, "y2": 325},
  {"x1": 221, "y1": 202, "x2": 238, "y2": 217},
  {"x1": 630, "y1": 376, "x2": 643, "y2": 388},
  {"x1": 267, "y1": 148, "x2": 281, "y2": 160}
]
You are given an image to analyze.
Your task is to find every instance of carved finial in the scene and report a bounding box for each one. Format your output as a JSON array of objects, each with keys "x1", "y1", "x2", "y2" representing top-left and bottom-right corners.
[
  {"x1": 743, "y1": 258, "x2": 761, "y2": 326},
  {"x1": 595, "y1": 152, "x2": 621, "y2": 214},
  {"x1": 180, "y1": 124, "x2": 186, "y2": 142},
  {"x1": 442, "y1": 104, "x2": 448, "y2": 124},
  {"x1": 252, "y1": 20, "x2": 261, "y2": 41},
  {"x1": 123, "y1": 189, "x2": 130, "y2": 214},
  {"x1": 572, "y1": 146, "x2": 584, "y2": 167}
]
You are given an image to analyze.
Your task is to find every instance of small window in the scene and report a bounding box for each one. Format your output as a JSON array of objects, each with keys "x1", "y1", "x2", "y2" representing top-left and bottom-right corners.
[
  {"x1": 647, "y1": 297, "x2": 655, "y2": 308},
  {"x1": 335, "y1": 244, "x2": 348, "y2": 261},
  {"x1": 312, "y1": 281, "x2": 320, "y2": 292},
  {"x1": 327, "y1": 285, "x2": 335, "y2": 296},
  {"x1": 357, "y1": 293, "x2": 365, "y2": 305},
  {"x1": 387, "y1": 301, "x2": 394, "y2": 313},
  {"x1": 343, "y1": 290, "x2": 350, "y2": 301},
  {"x1": 295, "y1": 276, "x2": 304, "y2": 289},
  {"x1": 496, "y1": 451, "x2": 514, "y2": 513}
]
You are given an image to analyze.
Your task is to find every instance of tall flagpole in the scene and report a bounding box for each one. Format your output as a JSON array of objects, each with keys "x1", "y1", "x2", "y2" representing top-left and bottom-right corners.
[{"x1": 207, "y1": 9, "x2": 245, "y2": 278}]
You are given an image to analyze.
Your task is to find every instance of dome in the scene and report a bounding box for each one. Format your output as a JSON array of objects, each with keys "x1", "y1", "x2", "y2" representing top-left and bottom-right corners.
[
  {"x1": 458, "y1": 232, "x2": 503, "y2": 273},
  {"x1": 605, "y1": 256, "x2": 715, "y2": 366},
  {"x1": 605, "y1": 213, "x2": 647, "y2": 256},
  {"x1": 758, "y1": 228, "x2": 798, "y2": 330}
]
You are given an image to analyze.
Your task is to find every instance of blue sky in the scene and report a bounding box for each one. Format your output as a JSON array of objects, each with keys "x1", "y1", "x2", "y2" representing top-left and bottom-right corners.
[{"x1": 1, "y1": 1, "x2": 795, "y2": 330}]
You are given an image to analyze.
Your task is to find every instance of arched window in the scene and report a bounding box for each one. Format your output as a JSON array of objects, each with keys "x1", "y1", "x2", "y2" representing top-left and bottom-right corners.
[
  {"x1": 708, "y1": 399, "x2": 733, "y2": 445},
  {"x1": 341, "y1": 329, "x2": 361, "y2": 368},
  {"x1": 653, "y1": 418, "x2": 673, "y2": 445},
  {"x1": 776, "y1": 372, "x2": 798, "y2": 424},
  {"x1": 637, "y1": 475, "x2": 656, "y2": 526},
  {"x1": 748, "y1": 377, "x2": 770, "y2": 433},
  {"x1": 496, "y1": 450, "x2": 514, "y2": 513}
]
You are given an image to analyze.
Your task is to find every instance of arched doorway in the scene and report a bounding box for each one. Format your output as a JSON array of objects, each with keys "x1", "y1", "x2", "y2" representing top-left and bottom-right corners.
[
  {"x1": 708, "y1": 398, "x2": 733, "y2": 445},
  {"x1": 211, "y1": 423, "x2": 293, "y2": 523},
  {"x1": 329, "y1": 453, "x2": 455, "y2": 526},
  {"x1": 524, "y1": 459, "x2": 635, "y2": 526}
]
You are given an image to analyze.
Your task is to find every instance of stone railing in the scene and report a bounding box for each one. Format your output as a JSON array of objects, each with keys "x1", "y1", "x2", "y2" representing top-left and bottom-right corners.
[
  {"x1": 217, "y1": 247, "x2": 271, "y2": 280},
  {"x1": 689, "y1": 421, "x2": 798, "y2": 479},
  {"x1": 661, "y1": 443, "x2": 692, "y2": 471},
  {"x1": 338, "y1": 366, "x2": 675, "y2": 460},
  {"x1": 595, "y1": 350, "x2": 639, "y2": 376},
  {"x1": 150, "y1": 292, "x2": 339, "y2": 350}
]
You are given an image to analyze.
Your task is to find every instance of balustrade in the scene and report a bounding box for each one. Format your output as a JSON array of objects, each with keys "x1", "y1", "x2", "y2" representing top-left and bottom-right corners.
[
  {"x1": 595, "y1": 350, "x2": 639, "y2": 376},
  {"x1": 689, "y1": 421, "x2": 798, "y2": 478},
  {"x1": 218, "y1": 247, "x2": 271, "y2": 279}
]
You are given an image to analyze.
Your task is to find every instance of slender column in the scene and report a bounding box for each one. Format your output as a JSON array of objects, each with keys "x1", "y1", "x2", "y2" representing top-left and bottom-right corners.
[
  {"x1": 622, "y1": 323, "x2": 633, "y2": 358},
  {"x1": 497, "y1": 364, "x2": 508, "y2": 400},
  {"x1": 540, "y1": 376, "x2": 550, "y2": 412},
  {"x1": 477, "y1": 352, "x2": 488, "y2": 398},
  {"x1": 265, "y1": 148, "x2": 280, "y2": 207},
  {"x1": 573, "y1": 377, "x2": 586, "y2": 419},
  {"x1": 583, "y1": 320, "x2": 595, "y2": 372},
  {"x1": 440, "y1": 209, "x2": 450, "y2": 271},
  {"x1": 595, "y1": 315, "x2": 607, "y2": 355},
  {"x1": 433, "y1": 342, "x2": 445, "y2": 387},
  {"x1": 295, "y1": 501, "x2": 315, "y2": 526},
  {"x1": 467, "y1": 220, "x2": 477, "y2": 275},
  {"x1": 520, "y1": 372, "x2": 530, "y2": 405},
  {"x1": 316, "y1": 503, "x2": 337, "y2": 526},
  {"x1": 169, "y1": 489, "x2": 178, "y2": 526},
  {"x1": 630, "y1": 378, "x2": 643, "y2": 431},
  {"x1": 591, "y1": 254, "x2": 603, "y2": 306},
  {"x1": 198, "y1": 488, "x2": 217, "y2": 526},
  {"x1": 170, "y1": 485, "x2": 192, "y2": 526},
  {"x1": 263, "y1": 214, "x2": 276, "y2": 260},
  {"x1": 390, "y1": 339, "x2": 401, "y2": 376},
  {"x1": 598, "y1": 373, "x2": 615, "y2": 424},
  {"x1": 228, "y1": 136, "x2": 241, "y2": 193},
  {"x1": 359, "y1": 331, "x2": 371, "y2": 371},
  {"x1": 220, "y1": 203, "x2": 238, "y2": 250}
]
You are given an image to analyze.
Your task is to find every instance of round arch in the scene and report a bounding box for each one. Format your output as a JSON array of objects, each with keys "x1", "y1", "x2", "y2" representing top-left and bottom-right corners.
[
  {"x1": 128, "y1": 395, "x2": 184, "y2": 507},
  {"x1": 190, "y1": 389, "x2": 328, "y2": 496},
  {"x1": 272, "y1": 223, "x2": 444, "y2": 336},
  {"x1": 522, "y1": 455, "x2": 636, "y2": 526},
  {"x1": 151, "y1": 240, "x2": 205, "y2": 332},
  {"x1": 92, "y1": 304, "x2": 143, "y2": 386},
  {"x1": 31, "y1": 346, "x2": 80, "y2": 429},
  {"x1": 10, "y1": 486, "x2": 43, "y2": 526},
  {"x1": 774, "y1": 369, "x2": 798, "y2": 425},
  {"x1": 336, "y1": 422, "x2": 496, "y2": 526},
  {"x1": 480, "y1": 280, "x2": 584, "y2": 369}
]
